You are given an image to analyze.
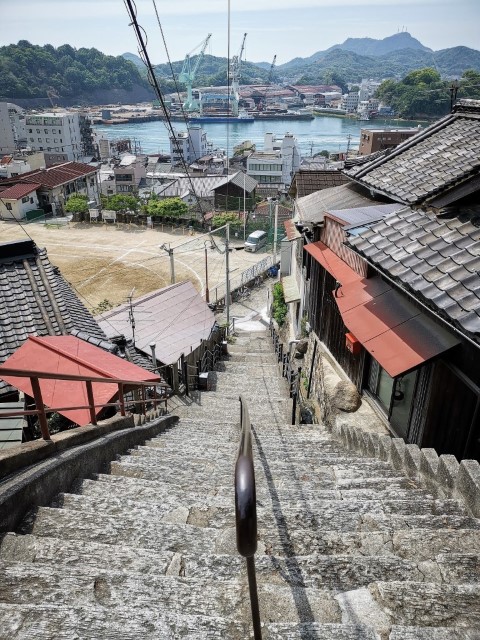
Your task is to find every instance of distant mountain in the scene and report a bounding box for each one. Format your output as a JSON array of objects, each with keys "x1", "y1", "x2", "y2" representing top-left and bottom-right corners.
[
  {"x1": 275, "y1": 44, "x2": 480, "y2": 84},
  {"x1": 121, "y1": 52, "x2": 144, "y2": 69},
  {"x1": 328, "y1": 32, "x2": 431, "y2": 57}
]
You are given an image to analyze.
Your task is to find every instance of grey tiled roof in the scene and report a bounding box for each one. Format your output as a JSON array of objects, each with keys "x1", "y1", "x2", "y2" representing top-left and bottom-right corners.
[
  {"x1": 0, "y1": 240, "x2": 115, "y2": 393},
  {"x1": 347, "y1": 206, "x2": 480, "y2": 343},
  {"x1": 344, "y1": 100, "x2": 480, "y2": 206}
]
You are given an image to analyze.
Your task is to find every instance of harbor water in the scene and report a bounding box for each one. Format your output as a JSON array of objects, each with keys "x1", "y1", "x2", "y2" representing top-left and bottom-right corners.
[{"x1": 94, "y1": 115, "x2": 424, "y2": 157}]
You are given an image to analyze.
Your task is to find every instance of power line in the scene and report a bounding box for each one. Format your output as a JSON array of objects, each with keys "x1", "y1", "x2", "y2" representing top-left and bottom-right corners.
[{"x1": 123, "y1": 0, "x2": 205, "y2": 220}]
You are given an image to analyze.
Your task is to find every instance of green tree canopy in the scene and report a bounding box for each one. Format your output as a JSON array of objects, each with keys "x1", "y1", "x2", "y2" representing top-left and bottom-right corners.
[
  {"x1": 146, "y1": 197, "x2": 188, "y2": 219},
  {"x1": 103, "y1": 194, "x2": 139, "y2": 213},
  {"x1": 211, "y1": 212, "x2": 242, "y2": 228},
  {"x1": 65, "y1": 194, "x2": 88, "y2": 215}
]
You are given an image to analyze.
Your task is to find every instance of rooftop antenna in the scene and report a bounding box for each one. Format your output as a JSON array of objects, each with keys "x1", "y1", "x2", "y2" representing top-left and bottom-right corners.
[{"x1": 127, "y1": 287, "x2": 136, "y2": 345}]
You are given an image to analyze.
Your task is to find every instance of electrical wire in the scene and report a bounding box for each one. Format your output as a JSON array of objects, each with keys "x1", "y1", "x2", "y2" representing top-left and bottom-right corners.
[
  {"x1": 150, "y1": 0, "x2": 200, "y2": 164},
  {"x1": 123, "y1": 0, "x2": 204, "y2": 219}
]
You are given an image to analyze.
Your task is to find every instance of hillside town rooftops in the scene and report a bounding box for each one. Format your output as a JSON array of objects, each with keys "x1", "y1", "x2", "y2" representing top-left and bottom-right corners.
[{"x1": 344, "y1": 100, "x2": 480, "y2": 206}]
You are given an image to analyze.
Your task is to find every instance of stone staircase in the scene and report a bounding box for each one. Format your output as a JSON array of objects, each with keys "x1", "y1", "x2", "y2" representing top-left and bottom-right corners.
[{"x1": 0, "y1": 329, "x2": 479, "y2": 639}]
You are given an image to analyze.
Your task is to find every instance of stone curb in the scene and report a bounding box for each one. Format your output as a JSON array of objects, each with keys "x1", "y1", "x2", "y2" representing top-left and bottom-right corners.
[{"x1": 334, "y1": 423, "x2": 480, "y2": 518}]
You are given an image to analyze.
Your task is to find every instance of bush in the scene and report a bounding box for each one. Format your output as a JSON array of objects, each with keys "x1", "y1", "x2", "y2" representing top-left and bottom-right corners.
[{"x1": 272, "y1": 282, "x2": 288, "y2": 326}]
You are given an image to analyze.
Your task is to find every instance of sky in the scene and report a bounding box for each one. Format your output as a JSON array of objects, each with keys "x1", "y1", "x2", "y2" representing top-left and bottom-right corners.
[{"x1": 1, "y1": 0, "x2": 479, "y2": 65}]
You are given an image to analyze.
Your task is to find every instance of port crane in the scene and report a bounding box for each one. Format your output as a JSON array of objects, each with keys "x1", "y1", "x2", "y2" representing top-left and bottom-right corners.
[
  {"x1": 257, "y1": 55, "x2": 276, "y2": 111},
  {"x1": 179, "y1": 34, "x2": 212, "y2": 112},
  {"x1": 228, "y1": 32, "x2": 247, "y2": 116}
]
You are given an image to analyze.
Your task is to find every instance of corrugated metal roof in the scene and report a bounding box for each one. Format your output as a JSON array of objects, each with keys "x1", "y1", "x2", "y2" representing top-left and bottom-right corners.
[
  {"x1": 304, "y1": 241, "x2": 363, "y2": 286},
  {"x1": 328, "y1": 203, "x2": 407, "y2": 226},
  {"x1": 97, "y1": 281, "x2": 216, "y2": 365},
  {"x1": 295, "y1": 183, "x2": 377, "y2": 224},
  {"x1": 0, "y1": 336, "x2": 160, "y2": 426}
]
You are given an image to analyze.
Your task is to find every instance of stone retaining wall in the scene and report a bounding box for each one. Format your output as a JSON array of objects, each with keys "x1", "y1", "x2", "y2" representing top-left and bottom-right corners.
[
  {"x1": 0, "y1": 413, "x2": 178, "y2": 533},
  {"x1": 334, "y1": 422, "x2": 480, "y2": 518}
]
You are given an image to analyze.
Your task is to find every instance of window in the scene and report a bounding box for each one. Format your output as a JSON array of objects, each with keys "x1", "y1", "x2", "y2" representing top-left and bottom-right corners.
[
  {"x1": 38, "y1": 138, "x2": 42, "y2": 142},
  {"x1": 28, "y1": 129, "x2": 32, "y2": 133},
  {"x1": 36, "y1": 129, "x2": 40, "y2": 133},
  {"x1": 5, "y1": 203, "x2": 12, "y2": 211},
  {"x1": 22, "y1": 196, "x2": 30, "y2": 203}
]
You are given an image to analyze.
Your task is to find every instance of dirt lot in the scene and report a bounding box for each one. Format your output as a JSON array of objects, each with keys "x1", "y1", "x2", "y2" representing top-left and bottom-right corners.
[{"x1": 0, "y1": 219, "x2": 271, "y2": 312}]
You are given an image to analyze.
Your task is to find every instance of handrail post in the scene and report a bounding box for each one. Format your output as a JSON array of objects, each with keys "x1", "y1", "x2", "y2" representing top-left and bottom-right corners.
[
  {"x1": 236, "y1": 395, "x2": 262, "y2": 639},
  {"x1": 30, "y1": 376, "x2": 50, "y2": 440},
  {"x1": 85, "y1": 380, "x2": 97, "y2": 425},
  {"x1": 118, "y1": 383, "x2": 126, "y2": 417},
  {"x1": 246, "y1": 556, "x2": 262, "y2": 640}
]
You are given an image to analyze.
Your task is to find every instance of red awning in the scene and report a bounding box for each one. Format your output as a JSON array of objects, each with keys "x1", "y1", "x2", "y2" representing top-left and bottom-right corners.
[
  {"x1": 335, "y1": 277, "x2": 460, "y2": 377},
  {"x1": 0, "y1": 336, "x2": 160, "y2": 426},
  {"x1": 304, "y1": 241, "x2": 362, "y2": 286}
]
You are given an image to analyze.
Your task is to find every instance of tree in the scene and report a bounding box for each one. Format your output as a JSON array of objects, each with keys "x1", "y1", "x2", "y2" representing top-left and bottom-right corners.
[
  {"x1": 145, "y1": 197, "x2": 188, "y2": 219},
  {"x1": 211, "y1": 212, "x2": 242, "y2": 229},
  {"x1": 104, "y1": 194, "x2": 139, "y2": 213},
  {"x1": 65, "y1": 194, "x2": 88, "y2": 215}
]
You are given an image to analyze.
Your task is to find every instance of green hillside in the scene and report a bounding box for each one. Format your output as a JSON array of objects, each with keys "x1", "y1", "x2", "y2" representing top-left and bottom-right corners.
[{"x1": 0, "y1": 41, "x2": 150, "y2": 100}]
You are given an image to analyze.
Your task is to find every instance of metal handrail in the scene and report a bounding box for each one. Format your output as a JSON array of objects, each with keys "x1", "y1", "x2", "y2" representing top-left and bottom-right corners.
[
  {"x1": 235, "y1": 395, "x2": 262, "y2": 639},
  {"x1": 0, "y1": 365, "x2": 169, "y2": 441}
]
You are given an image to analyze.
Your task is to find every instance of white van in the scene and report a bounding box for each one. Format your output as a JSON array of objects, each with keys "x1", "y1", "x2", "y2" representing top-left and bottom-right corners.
[{"x1": 244, "y1": 230, "x2": 267, "y2": 252}]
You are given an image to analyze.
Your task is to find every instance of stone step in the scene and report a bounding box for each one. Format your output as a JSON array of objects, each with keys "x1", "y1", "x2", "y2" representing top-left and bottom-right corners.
[
  {"x1": 74, "y1": 476, "x2": 433, "y2": 509},
  {"x1": 365, "y1": 581, "x2": 480, "y2": 629},
  {"x1": 389, "y1": 627, "x2": 480, "y2": 639},
  {"x1": 18, "y1": 507, "x2": 222, "y2": 555},
  {"x1": 0, "y1": 603, "x2": 383, "y2": 640},
  {"x1": 50, "y1": 491, "x2": 465, "y2": 528},
  {"x1": 3, "y1": 533, "x2": 477, "y2": 595},
  {"x1": 0, "y1": 562, "x2": 342, "y2": 625},
  {"x1": 78, "y1": 474, "x2": 433, "y2": 507}
]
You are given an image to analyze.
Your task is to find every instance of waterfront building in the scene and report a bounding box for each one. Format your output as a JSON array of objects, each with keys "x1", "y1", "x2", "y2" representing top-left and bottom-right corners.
[
  {"x1": 342, "y1": 92, "x2": 360, "y2": 113},
  {"x1": 358, "y1": 126, "x2": 421, "y2": 155},
  {"x1": 169, "y1": 126, "x2": 210, "y2": 167},
  {"x1": 0, "y1": 102, "x2": 24, "y2": 154},
  {"x1": 246, "y1": 132, "x2": 301, "y2": 195}
]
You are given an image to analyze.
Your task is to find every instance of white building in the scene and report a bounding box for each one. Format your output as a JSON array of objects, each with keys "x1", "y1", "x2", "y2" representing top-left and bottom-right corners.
[
  {"x1": 21, "y1": 112, "x2": 83, "y2": 161},
  {"x1": 246, "y1": 132, "x2": 301, "y2": 192},
  {"x1": 0, "y1": 102, "x2": 23, "y2": 154},
  {"x1": 169, "y1": 126, "x2": 210, "y2": 167},
  {"x1": 341, "y1": 92, "x2": 359, "y2": 113},
  {"x1": 0, "y1": 183, "x2": 40, "y2": 220}
]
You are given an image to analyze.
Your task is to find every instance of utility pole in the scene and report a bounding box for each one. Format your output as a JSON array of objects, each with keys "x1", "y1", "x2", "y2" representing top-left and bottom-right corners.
[
  {"x1": 160, "y1": 243, "x2": 175, "y2": 284},
  {"x1": 273, "y1": 201, "x2": 279, "y2": 265},
  {"x1": 225, "y1": 223, "x2": 230, "y2": 326},
  {"x1": 204, "y1": 243, "x2": 210, "y2": 303}
]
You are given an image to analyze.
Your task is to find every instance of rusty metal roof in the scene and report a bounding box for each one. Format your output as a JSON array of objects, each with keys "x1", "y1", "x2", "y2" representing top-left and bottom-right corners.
[
  {"x1": 97, "y1": 281, "x2": 216, "y2": 366},
  {"x1": 0, "y1": 336, "x2": 159, "y2": 426},
  {"x1": 335, "y1": 277, "x2": 461, "y2": 377}
]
